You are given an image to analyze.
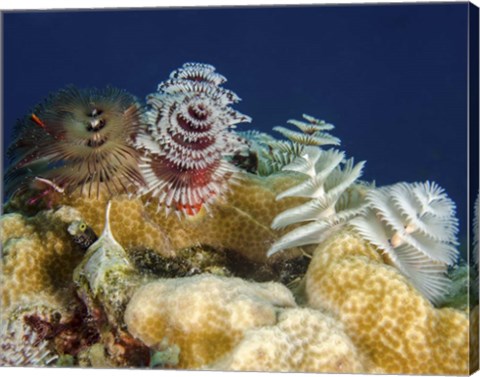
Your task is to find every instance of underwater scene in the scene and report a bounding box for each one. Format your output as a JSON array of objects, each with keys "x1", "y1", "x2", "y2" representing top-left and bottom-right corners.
[{"x1": 1, "y1": 2, "x2": 478, "y2": 375}]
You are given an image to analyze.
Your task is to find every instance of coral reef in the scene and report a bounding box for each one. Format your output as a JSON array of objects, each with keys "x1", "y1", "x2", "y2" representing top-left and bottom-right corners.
[
  {"x1": 5, "y1": 172, "x2": 307, "y2": 265},
  {"x1": 210, "y1": 307, "x2": 369, "y2": 373},
  {"x1": 470, "y1": 193, "x2": 479, "y2": 372},
  {"x1": 5, "y1": 86, "x2": 144, "y2": 199},
  {"x1": 473, "y1": 193, "x2": 479, "y2": 296},
  {"x1": 136, "y1": 62, "x2": 251, "y2": 216},
  {"x1": 124, "y1": 274, "x2": 296, "y2": 369},
  {"x1": 0, "y1": 206, "x2": 84, "y2": 315},
  {"x1": 0, "y1": 207, "x2": 108, "y2": 367},
  {"x1": 1, "y1": 62, "x2": 471, "y2": 372},
  {"x1": 471, "y1": 304, "x2": 479, "y2": 372},
  {"x1": 304, "y1": 228, "x2": 469, "y2": 374}
]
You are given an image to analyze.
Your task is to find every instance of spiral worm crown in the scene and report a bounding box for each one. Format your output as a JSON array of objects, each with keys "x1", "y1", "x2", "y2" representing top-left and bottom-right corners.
[
  {"x1": 136, "y1": 62, "x2": 251, "y2": 216},
  {"x1": 5, "y1": 86, "x2": 144, "y2": 198}
]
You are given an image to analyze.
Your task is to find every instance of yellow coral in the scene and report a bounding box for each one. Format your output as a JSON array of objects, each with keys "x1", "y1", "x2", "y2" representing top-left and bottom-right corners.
[
  {"x1": 304, "y1": 228, "x2": 469, "y2": 375},
  {"x1": 3, "y1": 172, "x2": 471, "y2": 372},
  {"x1": 0, "y1": 207, "x2": 85, "y2": 318},
  {"x1": 52, "y1": 172, "x2": 306, "y2": 263},
  {"x1": 210, "y1": 307, "x2": 368, "y2": 373},
  {"x1": 471, "y1": 305, "x2": 479, "y2": 372},
  {"x1": 124, "y1": 274, "x2": 296, "y2": 369}
]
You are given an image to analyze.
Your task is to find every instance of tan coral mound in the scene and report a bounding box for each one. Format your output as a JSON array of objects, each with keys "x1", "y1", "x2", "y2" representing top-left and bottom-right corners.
[
  {"x1": 47, "y1": 172, "x2": 306, "y2": 263},
  {"x1": 305, "y1": 228, "x2": 469, "y2": 375},
  {"x1": 211, "y1": 307, "x2": 368, "y2": 373},
  {"x1": 124, "y1": 274, "x2": 296, "y2": 369},
  {"x1": 0, "y1": 207, "x2": 85, "y2": 317},
  {"x1": 470, "y1": 305, "x2": 479, "y2": 372}
]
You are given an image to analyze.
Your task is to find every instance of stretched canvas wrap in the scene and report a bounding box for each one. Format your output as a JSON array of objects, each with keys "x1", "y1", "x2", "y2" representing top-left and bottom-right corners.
[{"x1": 1, "y1": 1, "x2": 479, "y2": 374}]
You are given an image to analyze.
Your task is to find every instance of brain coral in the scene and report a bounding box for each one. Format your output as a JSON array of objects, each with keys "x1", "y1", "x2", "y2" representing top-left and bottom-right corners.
[
  {"x1": 124, "y1": 274, "x2": 296, "y2": 369},
  {"x1": 16, "y1": 172, "x2": 307, "y2": 264},
  {"x1": 0, "y1": 206, "x2": 85, "y2": 316},
  {"x1": 304, "y1": 228, "x2": 469, "y2": 374},
  {"x1": 471, "y1": 304, "x2": 479, "y2": 372},
  {"x1": 210, "y1": 307, "x2": 369, "y2": 373}
]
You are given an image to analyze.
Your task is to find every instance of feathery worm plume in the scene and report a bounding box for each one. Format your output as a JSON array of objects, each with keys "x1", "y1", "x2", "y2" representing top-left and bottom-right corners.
[
  {"x1": 0, "y1": 315, "x2": 58, "y2": 366},
  {"x1": 135, "y1": 63, "x2": 251, "y2": 216},
  {"x1": 5, "y1": 86, "x2": 145, "y2": 199},
  {"x1": 267, "y1": 137, "x2": 366, "y2": 257},
  {"x1": 350, "y1": 181, "x2": 459, "y2": 304}
]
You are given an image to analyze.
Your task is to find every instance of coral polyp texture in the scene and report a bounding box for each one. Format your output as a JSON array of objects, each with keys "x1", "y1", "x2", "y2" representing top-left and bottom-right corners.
[
  {"x1": 1, "y1": 62, "x2": 472, "y2": 373},
  {"x1": 210, "y1": 307, "x2": 369, "y2": 373},
  {"x1": 5, "y1": 86, "x2": 144, "y2": 199},
  {"x1": 304, "y1": 229, "x2": 469, "y2": 374},
  {"x1": 0, "y1": 206, "x2": 84, "y2": 315},
  {"x1": 124, "y1": 274, "x2": 296, "y2": 369},
  {"x1": 136, "y1": 62, "x2": 251, "y2": 216},
  {"x1": 37, "y1": 172, "x2": 306, "y2": 265}
]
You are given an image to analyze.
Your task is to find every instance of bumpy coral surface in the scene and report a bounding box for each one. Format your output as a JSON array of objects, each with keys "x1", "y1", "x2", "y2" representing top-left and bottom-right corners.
[
  {"x1": 1, "y1": 57, "x2": 471, "y2": 373},
  {"x1": 210, "y1": 307, "x2": 368, "y2": 373},
  {"x1": 19, "y1": 172, "x2": 307, "y2": 264},
  {"x1": 124, "y1": 274, "x2": 296, "y2": 369},
  {"x1": 305, "y1": 228, "x2": 469, "y2": 374},
  {"x1": 0, "y1": 206, "x2": 85, "y2": 316},
  {"x1": 471, "y1": 305, "x2": 479, "y2": 372}
]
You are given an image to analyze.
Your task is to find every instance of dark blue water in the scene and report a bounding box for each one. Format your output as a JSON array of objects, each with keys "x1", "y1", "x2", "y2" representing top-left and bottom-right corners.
[{"x1": 2, "y1": 3, "x2": 469, "y2": 240}]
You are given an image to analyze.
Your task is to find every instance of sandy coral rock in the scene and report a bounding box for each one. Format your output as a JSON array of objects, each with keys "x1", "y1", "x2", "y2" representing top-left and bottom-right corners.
[
  {"x1": 305, "y1": 228, "x2": 469, "y2": 375},
  {"x1": 0, "y1": 207, "x2": 85, "y2": 316},
  {"x1": 49, "y1": 172, "x2": 306, "y2": 264},
  {"x1": 210, "y1": 307, "x2": 368, "y2": 373},
  {"x1": 470, "y1": 305, "x2": 479, "y2": 372},
  {"x1": 124, "y1": 274, "x2": 296, "y2": 369}
]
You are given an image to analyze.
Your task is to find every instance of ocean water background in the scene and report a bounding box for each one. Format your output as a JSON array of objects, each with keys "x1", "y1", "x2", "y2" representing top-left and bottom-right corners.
[{"x1": 2, "y1": 3, "x2": 470, "y2": 250}]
